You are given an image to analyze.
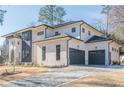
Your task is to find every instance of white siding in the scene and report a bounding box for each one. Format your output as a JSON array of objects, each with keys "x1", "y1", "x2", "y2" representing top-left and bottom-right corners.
[
  {"x1": 32, "y1": 26, "x2": 46, "y2": 42},
  {"x1": 86, "y1": 41, "x2": 110, "y2": 65},
  {"x1": 110, "y1": 42, "x2": 120, "y2": 64},
  {"x1": 33, "y1": 40, "x2": 68, "y2": 67},
  {"x1": 47, "y1": 22, "x2": 81, "y2": 39},
  {"x1": 8, "y1": 38, "x2": 22, "y2": 64},
  {"x1": 81, "y1": 24, "x2": 103, "y2": 41}
]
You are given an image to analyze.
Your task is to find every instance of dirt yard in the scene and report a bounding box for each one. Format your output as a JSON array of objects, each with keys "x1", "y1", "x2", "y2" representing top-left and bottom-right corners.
[
  {"x1": 0, "y1": 66, "x2": 47, "y2": 84},
  {"x1": 63, "y1": 69, "x2": 124, "y2": 87}
]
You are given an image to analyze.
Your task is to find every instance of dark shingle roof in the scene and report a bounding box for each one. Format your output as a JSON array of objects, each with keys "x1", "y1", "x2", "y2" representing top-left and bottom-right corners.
[{"x1": 86, "y1": 35, "x2": 112, "y2": 43}]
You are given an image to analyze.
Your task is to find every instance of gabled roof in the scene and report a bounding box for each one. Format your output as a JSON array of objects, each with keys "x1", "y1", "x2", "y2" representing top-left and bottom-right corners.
[{"x1": 86, "y1": 35, "x2": 112, "y2": 43}]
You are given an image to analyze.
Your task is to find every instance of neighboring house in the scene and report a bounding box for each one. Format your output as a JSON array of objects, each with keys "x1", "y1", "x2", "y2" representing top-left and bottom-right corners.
[{"x1": 2, "y1": 20, "x2": 121, "y2": 67}]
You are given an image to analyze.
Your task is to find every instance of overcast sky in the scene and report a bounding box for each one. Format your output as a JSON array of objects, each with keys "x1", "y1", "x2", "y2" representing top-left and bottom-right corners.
[{"x1": 0, "y1": 5, "x2": 105, "y2": 45}]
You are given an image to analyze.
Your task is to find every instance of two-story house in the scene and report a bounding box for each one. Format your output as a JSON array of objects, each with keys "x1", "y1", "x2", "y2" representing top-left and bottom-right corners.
[{"x1": 2, "y1": 20, "x2": 121, "y2": 67}]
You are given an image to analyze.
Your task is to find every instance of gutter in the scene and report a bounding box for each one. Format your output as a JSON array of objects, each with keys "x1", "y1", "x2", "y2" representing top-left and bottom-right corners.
[
  {"x1": 79, "y1": 22, "x2": 84, "y2": 39},
  {"x1": 44, "y1": 26, "x2": 49, "y2": 38}
]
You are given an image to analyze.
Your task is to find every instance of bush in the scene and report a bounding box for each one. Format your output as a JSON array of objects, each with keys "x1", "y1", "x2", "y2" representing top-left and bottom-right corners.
[
  {"x1": 0, "y1": 56, "x2": 4, "y2": 64},
  {"x1": 112, "y1": 61, "x2": 120, "y2": 65}
]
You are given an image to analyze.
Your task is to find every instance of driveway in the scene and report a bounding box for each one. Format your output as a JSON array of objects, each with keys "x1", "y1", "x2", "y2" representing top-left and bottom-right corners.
[{"x1": 0, "y1": 65, "x2": 119, "y2": 87}]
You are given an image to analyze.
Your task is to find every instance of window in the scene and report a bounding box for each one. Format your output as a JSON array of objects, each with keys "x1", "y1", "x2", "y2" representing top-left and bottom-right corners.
[
  {"x1": 72, "y1": 27, "x2": 76, "y2": 33},
  {"x1": 88, "y1": 31, "x2": 91, "y2": 35},
  {"x1": 37, "y1": 31, "x2": 44, "y2": 36},
  {"x1": 18, "y1": 41, "x2": 20, "y2": 45},
  {"x1": 55, "y1": 32, "x2": 60, "y2": 36},
  {"x1": 22, "y1": 31, "x2": 32, "y2": 62},
  {"x1": 82, "y1": 28, "x2": 85, "y2": 33},
  {"x1": 115, "y1": 49, "x2": 118, "y2": 52},
  {"x1": 42, "y1": 46, "x2": 46, "y2": 61},
  {"x1": 23, "y1": 32, "x2": 31, "y2": 41},
  {"x1": 112, "y1": 47, "x2": 114, "y2": 51},
  {"x1": 11, "y1": 42, "x2": 14, "y2": 46},
  {"x1": 56, "y1": 45, "x2": 61, "y2": 60}
]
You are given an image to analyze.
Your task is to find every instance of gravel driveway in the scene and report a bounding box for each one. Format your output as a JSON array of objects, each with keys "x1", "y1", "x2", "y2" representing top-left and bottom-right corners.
[{"x1": 0, "y1": 65, "x2": 118, "y2": 87}]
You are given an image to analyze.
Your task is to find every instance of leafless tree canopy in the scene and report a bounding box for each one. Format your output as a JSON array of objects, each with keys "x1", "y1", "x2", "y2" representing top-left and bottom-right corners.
[{"x1": 107, "y1": 6, "x2": 124, "y2": 32}]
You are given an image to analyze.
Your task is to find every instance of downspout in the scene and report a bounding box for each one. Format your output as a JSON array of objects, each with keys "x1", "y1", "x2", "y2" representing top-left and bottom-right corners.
[
  {"x1": 45, "y1": 26, "x2": 49, "y2": 38},
  {"x1": 108, "y1": 40, "x2": 113, "y2": 65},
  {"x1": 80, "y1": 22, "x2": 84, "y2": 40},
  {"x1": 67, "y1": 38, "x2": 73, "y2": 66}
]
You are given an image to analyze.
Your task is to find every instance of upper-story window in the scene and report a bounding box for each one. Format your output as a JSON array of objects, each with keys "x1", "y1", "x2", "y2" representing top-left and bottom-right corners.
[
  {"x1": 23, "y1": 31, "x2": 31, "y2": 41},
  {"x1": 17, "y1": 41, "x2": 20, "y2": 45},
  {"x1": 55, "y1": 32, "x2": 60, "y2": 36},
  {"x1": 37, "y1": 31, "x2": 44, "y2": 36},
  {"x1": 112, "y1": 47, "x2": 114, "y2": 51},
  {"x1": 82, "y1": 28, "x2": 85, "y2": 33},
  {"x1": 88, "y1": 31, "x2": 91, "y2": 35},
  {"x1": 72, "y1": 27, "x2": 76, "y2": 33},
  {"x1": 117, "y1": 49, "x2": 119, "y2": 53}
]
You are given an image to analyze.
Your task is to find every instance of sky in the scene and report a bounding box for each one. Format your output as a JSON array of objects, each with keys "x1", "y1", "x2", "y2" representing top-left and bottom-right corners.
[{"x1": 0, "y1": 5, "x2": 105, "y2": 46}]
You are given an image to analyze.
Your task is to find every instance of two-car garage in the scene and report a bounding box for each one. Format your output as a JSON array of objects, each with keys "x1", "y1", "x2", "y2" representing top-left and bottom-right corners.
[{"x1": 69, "y1": 48, "x2": 105, "y2": 65}]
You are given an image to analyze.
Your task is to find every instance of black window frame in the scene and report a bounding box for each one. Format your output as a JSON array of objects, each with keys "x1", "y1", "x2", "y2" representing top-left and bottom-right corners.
[
  {"x1": 112, "y1": 47, "x2": 114, "y2": 51},
  {"x1": 42, "y1": 46, "x2": 46, "y2": 61},
  {"x1": 72, "y1": 27, "x2": 76, "y2": 33},
  {"x1": 82, "y1": 28, "x2": 85, "y2": 33},
  {"x1": 37, "y1": 31, "x2": 44, "y2": 36},
  {"x1": 22, "y1": 31, "x2": 32, "y2": 62},
  {"x1": 56, "y1": 45, "x2": 61, "y2": 60},
  {"x1": 55, "y1": 32, "x2": 60, "y2": 36},
  {"x1": 88, "y1": 31, "x2": 91, "y2": 35}
]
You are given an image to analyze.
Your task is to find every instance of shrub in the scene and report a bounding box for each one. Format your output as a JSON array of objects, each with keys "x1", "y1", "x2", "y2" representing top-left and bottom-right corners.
[
  {"x1": 0, "y1": 56, "x2": 4, "y2": 64},
  {"x1": 112, "y1": 61, "x2": 120, "y2": 65}
]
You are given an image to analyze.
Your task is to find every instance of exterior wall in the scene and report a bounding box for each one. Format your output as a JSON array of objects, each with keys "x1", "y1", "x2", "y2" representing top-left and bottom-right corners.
[
  {"x1": 109, "y1": 42, "x2": 120, "y2": 64},
  {"x1": 32, "y1": 38, "x2": 69, "y2": 67},
  {"x1": 32, "y1": 26, "x2": 46, "y2": 42},
  {"x1": 45, "y1": 27, "x2": 54, "y2": 38},
  {"x1": 50, "y1": 22, "x2": 82, "y2": 39},
  {"x1": 0, "y1": 50, "x2": 1, "y2": 56},
  {"x1": 81, "y1": 24, "x2": 103, "y2": 41},
  {"x1": 85, "y1": 41, "x2": 110, "y2": 65},
  {"x1": 8, "y1": 37, "x2": 22, "y2": 64}
]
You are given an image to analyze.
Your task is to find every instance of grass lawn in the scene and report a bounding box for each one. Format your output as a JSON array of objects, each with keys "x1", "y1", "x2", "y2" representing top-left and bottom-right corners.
[
  {"x1": 63, "y1": 70, "x2": 124, "y2": 87},
  {"x1": 0, "y1": 66, "x2": 47, "y2": 84}
]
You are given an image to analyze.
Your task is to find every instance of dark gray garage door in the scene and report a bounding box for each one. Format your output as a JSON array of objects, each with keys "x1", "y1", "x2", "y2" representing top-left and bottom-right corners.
[
  {"x1": 69, "y1": 48, "x2": 85, "y2": 64},
  {"x1": 89, "y1": 50, "x2": 105, "y2": 65}
]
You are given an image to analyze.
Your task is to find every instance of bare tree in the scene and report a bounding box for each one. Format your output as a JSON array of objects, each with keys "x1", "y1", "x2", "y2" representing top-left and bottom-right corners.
[
  {"x1": 100, "y1": 6, "x2": 124, "y2": 45},
  {"x1": 101, "y1": 5, "x2": 112, "y2": 36},
  {"x1": 93, "y1": 19, "x2": 106, "y2": 35}
]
